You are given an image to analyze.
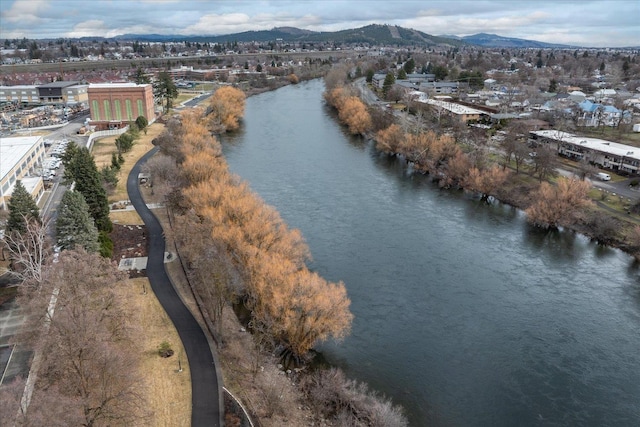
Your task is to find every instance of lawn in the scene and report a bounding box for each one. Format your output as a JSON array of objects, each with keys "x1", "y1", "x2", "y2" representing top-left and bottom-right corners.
[
  {"x1": 121, "y1": 278, "x2": 191, "y2": 427},
  {"x1": 91, "y1": 122, "x2": 165, "y2": 204}
]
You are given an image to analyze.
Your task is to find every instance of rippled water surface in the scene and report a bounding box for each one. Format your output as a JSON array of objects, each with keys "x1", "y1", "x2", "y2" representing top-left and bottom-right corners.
[{"x1": 222, "y1": 80, "x2": 640, "y2": 426}]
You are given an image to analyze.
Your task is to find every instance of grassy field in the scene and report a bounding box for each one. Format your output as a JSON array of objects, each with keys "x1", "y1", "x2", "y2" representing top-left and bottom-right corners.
[
  {"x1": 121, "y1": 278, "x2": 192, "y2": 427},
  {"x1": 91, "y1": 122, "x2": 165, "y2": 206},
  {"x1": 175, "y1": 93, "x2": 194, "y2": 105}
]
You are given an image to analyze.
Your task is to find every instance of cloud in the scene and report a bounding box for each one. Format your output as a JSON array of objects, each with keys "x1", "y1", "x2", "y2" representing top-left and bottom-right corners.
[
  {"x1": 1, "y1": 0, "x2": 50, "y2": 24},
  {"x1": 65, "y1": 19, "x2": 110, "y2": 38},
  {"x1": 181, "y1": 12, "x2": 323, "y2": 35},
  {"x1": 0, "y1": 0, "x2": 637, "y2": 47},
  {"x1": 451, "y1": 11, "x2": 552, "y2": 35}
]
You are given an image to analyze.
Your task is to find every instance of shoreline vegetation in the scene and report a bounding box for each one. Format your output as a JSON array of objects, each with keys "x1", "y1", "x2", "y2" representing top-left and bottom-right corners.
[
  {"x1": 156, "y1": 67, "x2": 638, "y2": 425},
  {"x1": 147, "y1": 85, "x2": 410, "y2": 426},
  {"x1": 323, "y1": 66, "x2": 640, "y2": 261}
]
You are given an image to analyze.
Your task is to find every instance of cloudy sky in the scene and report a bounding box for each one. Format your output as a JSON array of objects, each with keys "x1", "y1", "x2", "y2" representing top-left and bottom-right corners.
[{"x1": 1, "y1": 0, "x2": 638, "y2": 47}]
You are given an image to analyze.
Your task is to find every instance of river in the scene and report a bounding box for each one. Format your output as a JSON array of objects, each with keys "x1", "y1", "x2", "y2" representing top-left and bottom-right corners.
[{"x1": 221, "y1": 79, "x2": 640, "y2": 426}]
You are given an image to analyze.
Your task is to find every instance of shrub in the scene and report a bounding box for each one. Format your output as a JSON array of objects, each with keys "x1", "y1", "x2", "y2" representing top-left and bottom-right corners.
[
  {"x1": 98, "y1": 231, "x2": 113, "y2": 258},
  {"x1": 300, "y1": 367, "x2": 408, "y2": 427},
  {"x1": 158, "y1": 341, "x2": 174, "y2": 358}
]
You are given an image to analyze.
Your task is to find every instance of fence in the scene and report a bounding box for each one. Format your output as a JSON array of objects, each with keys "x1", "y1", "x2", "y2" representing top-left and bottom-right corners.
[{"x1": 86, "y1": 126, "x2": 129, "y2": 150}]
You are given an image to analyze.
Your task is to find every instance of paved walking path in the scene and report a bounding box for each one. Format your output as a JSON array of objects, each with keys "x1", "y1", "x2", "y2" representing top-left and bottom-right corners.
[{"x1": 127, "y1": 147, "x2": 222, "y2": 426}]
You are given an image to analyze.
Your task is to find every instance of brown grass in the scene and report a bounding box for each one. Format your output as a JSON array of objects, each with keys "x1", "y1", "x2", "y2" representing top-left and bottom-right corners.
[
  {"x1": 120, "y1": 277, "x2": 192, "y2": 427},
  {"x1": 110, "y1": 209, "x2": 144, "y2": 225},
  {"x1": 91, "y1": 123, "x2": 165, "y2": 203},
  {"x1": 89, "y1": 121, "x2": 192, "y2": 426}
]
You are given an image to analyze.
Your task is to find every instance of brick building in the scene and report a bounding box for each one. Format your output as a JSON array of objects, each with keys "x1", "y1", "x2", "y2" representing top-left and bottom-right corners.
[{"x1": 87, "y1": 83, "x2": 155, "y2": 130}]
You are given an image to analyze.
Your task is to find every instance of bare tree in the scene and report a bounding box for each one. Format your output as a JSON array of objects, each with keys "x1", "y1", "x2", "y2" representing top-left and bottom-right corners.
[
  {"x1": 15, "y1": 249, "x2": 147, "y2": 427},
  {"x1": 3, "y1": 216, "x2": 53, "y2": 287},
  {"x1": 525, "y1": 177, "x2": 592, "y2": 228},
  {"x1": 532, "y1": 145, "x2": 558, "y2": 182}
]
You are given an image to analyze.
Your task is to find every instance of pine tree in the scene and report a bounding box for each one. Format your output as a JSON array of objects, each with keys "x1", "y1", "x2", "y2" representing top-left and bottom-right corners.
[
  {"x1": 65, "y1": 147, "x2": 112, "y2": 232},
  {"x1": 382, "y1": 72, "x2": 395, "y2": 97},
  {"x1": 56, "y1": 190, "x2": 100, "y2": 253},
  {"x1": 6, "y1": 180, "x2": 40, "y2": 234},
  {"x1": 154, "y1": 71, "x2": 178, "y2": 113}
]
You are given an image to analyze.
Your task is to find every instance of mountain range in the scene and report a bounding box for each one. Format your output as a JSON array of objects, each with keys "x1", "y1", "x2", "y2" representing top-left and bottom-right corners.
[
  {"x1": 442, "y1": 33, "x2": 573, "y2": 48},
  {"x1": 84, "y1": 24, "x2": 576, "y2": 49}
]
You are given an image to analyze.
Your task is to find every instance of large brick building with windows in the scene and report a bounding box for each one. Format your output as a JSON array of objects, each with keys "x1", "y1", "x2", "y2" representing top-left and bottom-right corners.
[{"x1": 87, "y1": 83, "x2": 155, "y2": 130}]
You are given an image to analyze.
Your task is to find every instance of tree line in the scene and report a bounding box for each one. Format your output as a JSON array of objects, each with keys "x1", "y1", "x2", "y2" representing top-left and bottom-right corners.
[
  {"x1": 324, "y1": 66, "x2": 595, "y2": 231},
  {"x1": 149, "y1": 87, "x2": 408, "y2": 424},
  {"x1": 149, "y1": 86, "x2": 353, "y2": 367}
]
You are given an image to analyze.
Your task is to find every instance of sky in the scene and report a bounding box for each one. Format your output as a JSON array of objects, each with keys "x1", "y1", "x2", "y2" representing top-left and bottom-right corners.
[{"x1": 1, "y1": 0, "x2": 638, "y2": 47}]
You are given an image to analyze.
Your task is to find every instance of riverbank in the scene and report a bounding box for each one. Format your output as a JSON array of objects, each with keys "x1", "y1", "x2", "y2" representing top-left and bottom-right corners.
[
  {"x1": 222, "y1": 78, "x2": 640, "y2": 425},
  {"x1": 340, "y1": 81, "x2": 640, "y2": 260}
]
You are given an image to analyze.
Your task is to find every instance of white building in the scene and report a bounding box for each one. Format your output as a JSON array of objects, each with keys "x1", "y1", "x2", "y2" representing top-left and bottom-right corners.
[
  {"x1": 0, "y1": 136, "x2": 46, "y2": 210},
  {"x1": 529, "y1": 130, "x2": 640, "y2": 175}
]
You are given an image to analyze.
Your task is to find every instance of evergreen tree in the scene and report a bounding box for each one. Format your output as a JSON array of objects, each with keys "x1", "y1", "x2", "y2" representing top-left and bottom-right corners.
[
  {"x1": 135, "y1": 115, "x2": 148, "y2": 134},
  {"x1": 6, "y1": 180, "x2": 40, "y2": 234},
  {"x1": 365, "y1": 69, "x2": 374, "y2": 83},
  {"x1": 154, "y1": 71, "x2": 178, "y2": 113},
  {"x1": 61, "y1": 141, "x2": 79, "y2": 184},
  {"x1": 65, "y1": 147, "x2": 112, "y2": 232},
  {"x1": 382, "y1": 72, "x2": 395, "y2": 97},
  {"x1": 132, "y1": 67, "x2": 150, "y2": 84},
  {"x1": 397, "y1": 68, "x2": 407, "y2": 80},
  {"x1": 115, "y1": 132, "x2": 135, "y2": 154},
  {"x1": 403, "y1": 57, "x2": 415, "y2": 74},
  {"x1": 56, "y1": 191, "x2": 99, "y2": 253}
]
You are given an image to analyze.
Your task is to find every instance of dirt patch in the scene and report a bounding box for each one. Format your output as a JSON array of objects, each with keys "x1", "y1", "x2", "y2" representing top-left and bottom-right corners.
[{"x1": 110, "y1": 223, "x2": 148, "y2": 263}]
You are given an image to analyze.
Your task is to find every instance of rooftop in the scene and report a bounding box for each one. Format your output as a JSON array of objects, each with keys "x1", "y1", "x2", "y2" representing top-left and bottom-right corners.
[
  {"x1": 0, "y1": 136, "x2": 43, "y2": 181},
  {"x1": 419, "y1": 98, "x2": 487, "y2": 116},
  {"x1": 531, "y1": 130, "x2": 640, "y2": 161},
  {"x1": 88, "y1": 82, "x2": 151, "y2": 89},
  {"x1": 37, "y1": 81, "x2": 81, "y2": 89}
]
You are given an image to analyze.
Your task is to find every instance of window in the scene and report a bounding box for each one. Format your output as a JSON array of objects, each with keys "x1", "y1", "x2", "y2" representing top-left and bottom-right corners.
[
  {"x1": 103, "y1": 99, "x2": 111, "y2": 120},
  {"x1": 125, "y1": 99, "x2": 133, "y2": 121},
  {"x1": 137, "y1": 99, "x2": 144, "y2": 118},
  {"x1": 92, "y1": 100, "x2": 100, "y2": 120},
  {"x1": 114, "y1": 99, "x2": 122, "y2": 121}
]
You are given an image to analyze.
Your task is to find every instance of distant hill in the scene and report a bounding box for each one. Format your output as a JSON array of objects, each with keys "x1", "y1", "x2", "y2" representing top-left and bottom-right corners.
[
  {"x1": 301, "y1": 24, "x2": 463, "y2": 47},
  {"x1": 450, "y1": 33, "x2": 574, "y2": 48},
  {"x1": 114, "y1": 24, "x2": 463, "y2": 47}
]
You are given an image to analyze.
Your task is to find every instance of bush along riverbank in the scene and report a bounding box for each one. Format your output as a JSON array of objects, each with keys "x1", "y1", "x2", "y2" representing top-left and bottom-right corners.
[
  {"x1": 323, "y1": 74, "x2": 640, "y2": 261},
  {"x1": 148, "y1": 98, "x2": 410, "y2": 426}
]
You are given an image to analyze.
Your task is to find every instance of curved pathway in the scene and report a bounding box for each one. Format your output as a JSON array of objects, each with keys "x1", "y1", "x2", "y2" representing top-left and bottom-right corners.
[{"x1": 127, "y1": 147, "x2": 222, "y2": 426}]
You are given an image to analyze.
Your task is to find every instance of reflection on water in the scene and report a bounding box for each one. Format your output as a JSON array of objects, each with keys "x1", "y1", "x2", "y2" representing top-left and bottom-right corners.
[{"x1": 223, "y1": 79, "x2": 640, "y2": 426}]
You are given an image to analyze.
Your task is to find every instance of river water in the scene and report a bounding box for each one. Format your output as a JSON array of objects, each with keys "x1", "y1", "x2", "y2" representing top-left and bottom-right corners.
[{"x1": 221, "y1": 79, "x2": 640, "y2": 426}]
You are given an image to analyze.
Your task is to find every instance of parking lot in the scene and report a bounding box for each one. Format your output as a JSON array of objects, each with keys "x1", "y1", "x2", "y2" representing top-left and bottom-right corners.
[{"x1": 41, "y1": 139, "x2": 68, "y2": 183}]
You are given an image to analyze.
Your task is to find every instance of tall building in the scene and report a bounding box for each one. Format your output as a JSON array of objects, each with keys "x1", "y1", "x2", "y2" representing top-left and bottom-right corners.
[{"x1": 87, "y1": 83, "x2": 155, "y2": 130}]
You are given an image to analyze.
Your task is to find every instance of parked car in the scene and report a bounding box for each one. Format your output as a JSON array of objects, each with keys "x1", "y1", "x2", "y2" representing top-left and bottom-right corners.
[{"x1": 596, "y1": 172, "x2": 611, "y2": 181}]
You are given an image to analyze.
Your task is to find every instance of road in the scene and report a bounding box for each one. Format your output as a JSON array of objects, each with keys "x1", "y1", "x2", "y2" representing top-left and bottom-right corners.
[
  {"x1": 181, "y1": 92, "x2": 213, "y2": 108},
  {"x1": 557, "y1": 168, "x2": 638, "y2": 200},
  {"x1": 127, "y1": 148, "x2": 223, "y2": 427}
]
